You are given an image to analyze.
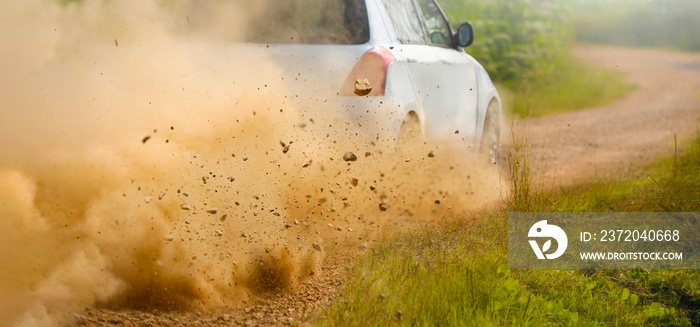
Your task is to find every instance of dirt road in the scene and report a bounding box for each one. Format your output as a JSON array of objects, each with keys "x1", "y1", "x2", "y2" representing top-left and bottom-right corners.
[
  {"x1": 508, "y1": 45, "x2": 700, "y2": 185},
  {"x1": 68, "y1": 46, "x2": 700, "y2": 326}
]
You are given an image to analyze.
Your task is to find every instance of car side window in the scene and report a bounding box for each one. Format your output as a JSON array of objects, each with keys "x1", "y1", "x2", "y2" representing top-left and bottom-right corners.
[
  {"x1": 417, "y1": 0, "x2": 452, "y2": 48},
  {"x1": 381, "y1": 0, "x2": 428, "y2": 44}
]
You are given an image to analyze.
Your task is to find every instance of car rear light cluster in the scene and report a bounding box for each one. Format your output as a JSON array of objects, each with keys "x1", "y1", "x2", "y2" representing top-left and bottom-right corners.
[{"x1": 339, "y1": 47, "x2": 395, "y2": 96}]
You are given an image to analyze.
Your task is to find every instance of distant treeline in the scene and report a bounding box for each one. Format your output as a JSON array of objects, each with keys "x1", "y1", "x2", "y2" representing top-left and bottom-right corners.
[
  {"x1": 441, "y1": 0, "x2": 573, "y2": 87},
  {"x1": 574, "y1": 0, "x2": 700, "y2": 51}
]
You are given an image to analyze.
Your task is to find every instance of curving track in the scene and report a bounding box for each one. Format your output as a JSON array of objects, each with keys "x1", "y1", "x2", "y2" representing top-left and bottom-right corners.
[{"x1": 506, "y1": 45, "x2": 700, "y2": 185}]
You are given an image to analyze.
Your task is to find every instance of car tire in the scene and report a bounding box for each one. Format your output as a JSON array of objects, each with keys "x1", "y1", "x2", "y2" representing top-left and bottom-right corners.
[
  {"x1": 396, "y1": 112, "x2": 421, "y2": 148},
  {"x1": 480, "y1": 100, "x2": 500, "y2": 167}
]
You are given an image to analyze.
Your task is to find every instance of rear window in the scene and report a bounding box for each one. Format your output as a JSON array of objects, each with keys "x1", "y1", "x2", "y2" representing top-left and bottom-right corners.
[
  {"x1": 219, "y1": 0, "x2": 369, "y2": 44},
  {"x1": 244, "y1": 0, "x2": 370, "y2": 44},
  {"x1": 178, "y1": 0, "x2": 369, "y2": 44}
]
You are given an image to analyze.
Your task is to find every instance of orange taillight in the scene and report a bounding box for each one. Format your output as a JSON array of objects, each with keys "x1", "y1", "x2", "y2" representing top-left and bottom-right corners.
[{"x1": 339, "y1": 47, "x2": 395, "y2": 96}]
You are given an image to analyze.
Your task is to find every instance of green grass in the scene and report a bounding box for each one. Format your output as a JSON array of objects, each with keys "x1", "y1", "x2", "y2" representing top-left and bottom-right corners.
[
  {"x1": 316, "y1": 136, "x2": 700, "y2": 326},
  {"x1": 500, "y1": 57, "x2": 636, "y2": 118}
]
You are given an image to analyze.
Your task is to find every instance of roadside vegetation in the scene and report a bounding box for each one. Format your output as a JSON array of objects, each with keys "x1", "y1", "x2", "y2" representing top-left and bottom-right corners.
[
  {"x1": 442, "y1": 0, "x2": 634, "y2": 117},
  {"x1": 574, "y1": 0, "x2": 700, "y2": 52},
  {"x1": 442, "y1": 0, "x2": 572, "y2": 87},
  {"x1": 317, "y1": 135, "x2": 700, "y2": 326}
]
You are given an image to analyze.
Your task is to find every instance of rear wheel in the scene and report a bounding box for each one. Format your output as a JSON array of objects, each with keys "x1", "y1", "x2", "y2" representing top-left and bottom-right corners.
[
  {"x1": 396, "y1": 112, "x2": 421, "y2": 147},
  {"x1": 480, "y1": 101, "x2": 501, "y2": 166}
]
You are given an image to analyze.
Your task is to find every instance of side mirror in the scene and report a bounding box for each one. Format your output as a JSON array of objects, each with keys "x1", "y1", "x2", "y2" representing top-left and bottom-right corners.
[{"x1": 456, "y1": 22, "x2": 474, "y2": 48}]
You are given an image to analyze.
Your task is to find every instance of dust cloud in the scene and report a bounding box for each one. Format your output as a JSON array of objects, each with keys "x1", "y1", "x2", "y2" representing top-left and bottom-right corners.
[{"x1": 0, "y1": 1, "x2": 502, "y2": 326}]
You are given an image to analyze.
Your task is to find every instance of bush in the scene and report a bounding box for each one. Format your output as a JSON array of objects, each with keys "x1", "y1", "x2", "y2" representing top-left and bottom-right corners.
[
  {"x1": 442, "y1": 0, "x2": 574, "y2": 87},
  {"x1": 574, "y1": 0, "x2": 700, "y2": 51}
]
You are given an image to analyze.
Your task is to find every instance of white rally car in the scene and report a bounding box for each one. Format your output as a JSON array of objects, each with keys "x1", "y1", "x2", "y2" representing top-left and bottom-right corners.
[{"x1": 188, "y1": 0, "x2": 501, "y2": 165}]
